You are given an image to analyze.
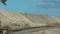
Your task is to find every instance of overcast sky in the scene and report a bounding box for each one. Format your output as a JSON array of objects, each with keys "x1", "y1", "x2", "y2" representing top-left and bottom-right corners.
[{"x1": 0, "y1": 0, "x2": 60, "y2": 16}]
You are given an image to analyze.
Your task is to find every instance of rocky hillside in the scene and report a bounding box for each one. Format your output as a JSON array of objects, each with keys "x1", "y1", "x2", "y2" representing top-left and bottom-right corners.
[{"x1": 0, "y1": 10, "x2": 60, "y2": 34}]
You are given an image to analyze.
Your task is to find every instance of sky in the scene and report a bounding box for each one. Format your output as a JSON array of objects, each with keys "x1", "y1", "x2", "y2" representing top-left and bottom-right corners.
[{"x1": 0, "y1": 0, "x2": 60, "y2": 16}]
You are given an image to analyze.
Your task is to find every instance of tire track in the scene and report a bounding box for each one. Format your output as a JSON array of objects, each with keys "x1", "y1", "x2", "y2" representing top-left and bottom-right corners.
[{"x1": 11, "y1": 25, "x2": 60, "y2": 34}]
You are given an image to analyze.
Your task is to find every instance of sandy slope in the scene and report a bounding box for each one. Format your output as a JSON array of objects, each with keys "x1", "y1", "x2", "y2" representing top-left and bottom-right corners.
[{"x1": 0, "y1": 10, "x2": 60, "y2": 34}]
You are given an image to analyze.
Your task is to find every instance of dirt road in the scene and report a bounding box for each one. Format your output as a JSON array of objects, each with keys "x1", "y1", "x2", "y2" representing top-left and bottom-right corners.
[{"x1": 11, "y1": 26, "x2": 60, "y2": 34}]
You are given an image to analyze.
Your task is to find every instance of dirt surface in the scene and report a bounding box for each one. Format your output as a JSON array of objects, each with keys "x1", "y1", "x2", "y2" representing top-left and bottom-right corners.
[{"x1": 0, "y1": 10, "x2": 60, "y2": 34}]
